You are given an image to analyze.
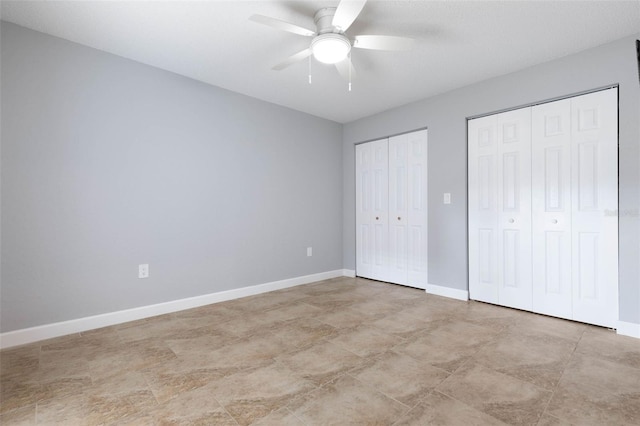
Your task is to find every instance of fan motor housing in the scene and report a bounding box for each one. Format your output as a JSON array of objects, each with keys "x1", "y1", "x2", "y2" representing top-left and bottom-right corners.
[{"x1": 314, "y1": 8, "x2": 339, "y2": 34}]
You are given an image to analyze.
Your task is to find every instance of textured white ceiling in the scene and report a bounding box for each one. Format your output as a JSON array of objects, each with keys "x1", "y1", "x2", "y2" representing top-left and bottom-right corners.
[{"x1": 1, "y1": 1, "x2": 639, "y2": 123}]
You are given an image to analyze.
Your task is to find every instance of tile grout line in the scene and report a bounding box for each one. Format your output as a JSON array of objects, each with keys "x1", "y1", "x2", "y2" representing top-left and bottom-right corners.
[
  {"x1": 428, "y1": 388, "x2": 507, "y2": 425},
  {"x1": 433, "y1": 325, "x2": 555, "y2": 425},
  {"x1": 211, "y1": 393, "x2": 240, "y2": 426},
  {"x1": 343, "y1": 370, "x2": 414, "y2": 419},
  {"x1": 535, "y1": 325, "x2": 588, "y2": 425},
  {"x1": 285, "y1": 406, "x2": 309, "y2": 426}
]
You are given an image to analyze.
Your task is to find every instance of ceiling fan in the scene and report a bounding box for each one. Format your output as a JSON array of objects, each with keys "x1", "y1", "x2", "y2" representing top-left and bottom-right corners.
[{"x1": 249, "y1": 0, "x2": 414, "y2": 83}]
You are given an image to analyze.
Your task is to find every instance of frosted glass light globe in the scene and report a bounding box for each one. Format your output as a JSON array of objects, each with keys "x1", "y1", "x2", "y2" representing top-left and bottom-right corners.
[{"x1": 311, "y1": 34, "x2": 351, "y2": 64}]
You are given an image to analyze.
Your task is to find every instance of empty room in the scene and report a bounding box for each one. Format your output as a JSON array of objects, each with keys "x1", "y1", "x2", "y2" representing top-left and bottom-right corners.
[{"x1": 1, "y1": 0, "x2": 639, "y2": 424}]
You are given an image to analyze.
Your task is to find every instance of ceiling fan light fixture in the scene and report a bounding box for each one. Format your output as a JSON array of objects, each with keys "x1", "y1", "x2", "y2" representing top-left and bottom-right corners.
[{"x1": 311, "y1": 33, "x2": 351, "y2": 64}]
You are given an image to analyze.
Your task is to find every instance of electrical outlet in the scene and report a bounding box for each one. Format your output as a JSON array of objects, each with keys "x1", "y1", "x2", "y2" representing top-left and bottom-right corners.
[
  {"x1": 307, "y1": 247, "x2": 313, "y2": 257},
  {"x1": 138, "y1": 264, "x2": 149, "y2": 279}
]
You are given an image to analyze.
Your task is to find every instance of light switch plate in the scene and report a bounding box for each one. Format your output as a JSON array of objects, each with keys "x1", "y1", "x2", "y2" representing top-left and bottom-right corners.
[{"x1": 444, "y1": 193, "x2": 451, "y2": 204}]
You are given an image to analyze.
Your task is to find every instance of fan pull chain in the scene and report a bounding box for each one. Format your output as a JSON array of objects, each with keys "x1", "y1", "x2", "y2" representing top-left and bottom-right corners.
[
  {"x1": 348, "y1": 51, "x2": 352, "y2": 92},
  {"x1": 308, "y1": 55, "x2": 312, "y2": 84}
]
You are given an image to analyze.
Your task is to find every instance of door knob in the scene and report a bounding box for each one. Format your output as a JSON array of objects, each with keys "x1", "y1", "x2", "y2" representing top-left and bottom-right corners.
[
  {"x1": 375, "y1": 216, "x2": 379, "y2": 220},
  {"x1": 552, "y1": 219, "x2": 558, "y2": 224},
  {"x1": 397, "y1": 217, "x2": 401, "y2": 220},
  {"x1": 508, "y1": 218, "x2": 515, "y2": 223}
]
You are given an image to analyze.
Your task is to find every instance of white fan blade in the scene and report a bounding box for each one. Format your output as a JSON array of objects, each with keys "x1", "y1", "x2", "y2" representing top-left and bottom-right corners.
[
  {"x1": 272, "y1": 48, "x2": 312, "y2": 70},
  {"x1": 335, "y1": 59, "x2": 357, "y2": 81},
  {"x1": 332, "y1": 0, "x2": 367, "y2": 32},
  {"x1": 250, "y1": 14, "x2": 315, "y2": 37},
  {"x1": 353, "y1": 35, "x2": 415, "y2": 51}
]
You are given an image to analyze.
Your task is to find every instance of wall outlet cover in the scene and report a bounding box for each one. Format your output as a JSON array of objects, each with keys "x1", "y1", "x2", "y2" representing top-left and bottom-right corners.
[{"x1": 138, "y1": 264, "x2": 149, "y2": 279}]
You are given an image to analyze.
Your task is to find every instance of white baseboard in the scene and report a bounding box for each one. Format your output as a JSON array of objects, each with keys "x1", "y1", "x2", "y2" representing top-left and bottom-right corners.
[
  {"x1": 425, "y1": 283, "x2": 469, "y2": 301},
  {"x1": 617, "y1": 321, "x2": 640, "y2": 339},
  {"x1": 342, "y1": 269, "x2": 356, "y2": 278},
  {"x1": 0, "y1": 269, "x2": 348, "y2": 349}
]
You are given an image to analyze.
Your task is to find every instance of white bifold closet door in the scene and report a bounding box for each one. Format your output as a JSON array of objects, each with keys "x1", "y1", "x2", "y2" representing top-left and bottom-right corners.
[
  {"x1": 531, "y1": 98, "x2": 573, "y2": 319},
  {"x1": 532, "y1": 89, "x2": 618, "y2": 327},
  {"x1": 468, "y1": 108, "x2": 532, "y2": 310},
  {"x1": 356, "y1": 130, "x2": 428, "y2": 288},
  {"x1": 356, "y1": 139, "x2": 389, "y2": 281},
  {"x1": 469, "y1": 87, "x2": 618, "y2": 328}
]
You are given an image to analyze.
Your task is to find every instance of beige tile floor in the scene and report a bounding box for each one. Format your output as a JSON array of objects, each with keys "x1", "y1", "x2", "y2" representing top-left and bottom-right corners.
[{"x1": 1, "y1": 276, "x2": 640, "y2": 425}]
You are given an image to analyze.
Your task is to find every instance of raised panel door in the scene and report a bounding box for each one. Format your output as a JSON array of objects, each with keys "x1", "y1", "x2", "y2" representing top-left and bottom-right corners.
[
  {"x1": 532, "y1": 98, "x2": 572, "y2": 319},
  {"x1": 389, "y1": 134, "x2": 409, "y2": 285},
  {"x1": 469, "y1": 115, "x2": 499, "y2": 304},
  {"x1": 570, "y1": 88, "x2": 618, "y2": 327},
  {"x1": 356, "y1": 139, "x2": 389, "y2": 281},
  {"x1": 406, "y1": 130, "x2": 428, "y2": 289},
  {"x1": 497, "y1": 108, "x2": 532, "y2": 310}
]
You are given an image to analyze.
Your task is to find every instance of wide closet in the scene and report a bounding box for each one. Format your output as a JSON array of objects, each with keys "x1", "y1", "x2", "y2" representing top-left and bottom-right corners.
[
  {"x1": 468, "y1": 88, "x2": 618, "y2": 328},
  {"x1": 356, "y1": 129, "x2": 428, "y2": 289}
]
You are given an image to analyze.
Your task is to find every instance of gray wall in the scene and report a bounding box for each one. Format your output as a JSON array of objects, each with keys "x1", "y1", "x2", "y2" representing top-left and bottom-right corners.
[
  {"x1": 343, "y1": 34, "x2": 640, "y2": 324},
  {"x1": 1, "y1": 22, "x2": 343, "y2": 332}
]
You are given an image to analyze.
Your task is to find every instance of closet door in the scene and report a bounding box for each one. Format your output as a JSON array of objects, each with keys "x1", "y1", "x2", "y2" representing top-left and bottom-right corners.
[
  {"x1": 471, "y1": 88, "x2": 618, "y2": 328},
  {"x1": 531, "y1": 88, "x2": 618, "y2": 327},
  {"x1": 388, "y1": 131, "x2": 428, "y2": 288},
  {"x1": 570, "y1": 89, "x2": 618, "y2": 327},
  {"x1": 406, "y1": 130, "x2": 428, "y2": 288},
  {"x1": 468, "y1": 115, "x2": 499, "y2": 304},
  {"x1": 497, "y1": 108, "x2": 532, "y2": 310},
  {"x1": 532, "y1": 99, "x2": 573, "y2": 319},
  {"x1": 356, "y1": 130, "x2": 428, "y2": 287},
  {"x1": 356, "y1": 139, "x2": 389, "y2": 281},
  {"x1": 469, "y1": 109, "x2": 532, "y2": 309},
  {"x1": 388, "y1": 135, "x2": 409, "y2": 284}
]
